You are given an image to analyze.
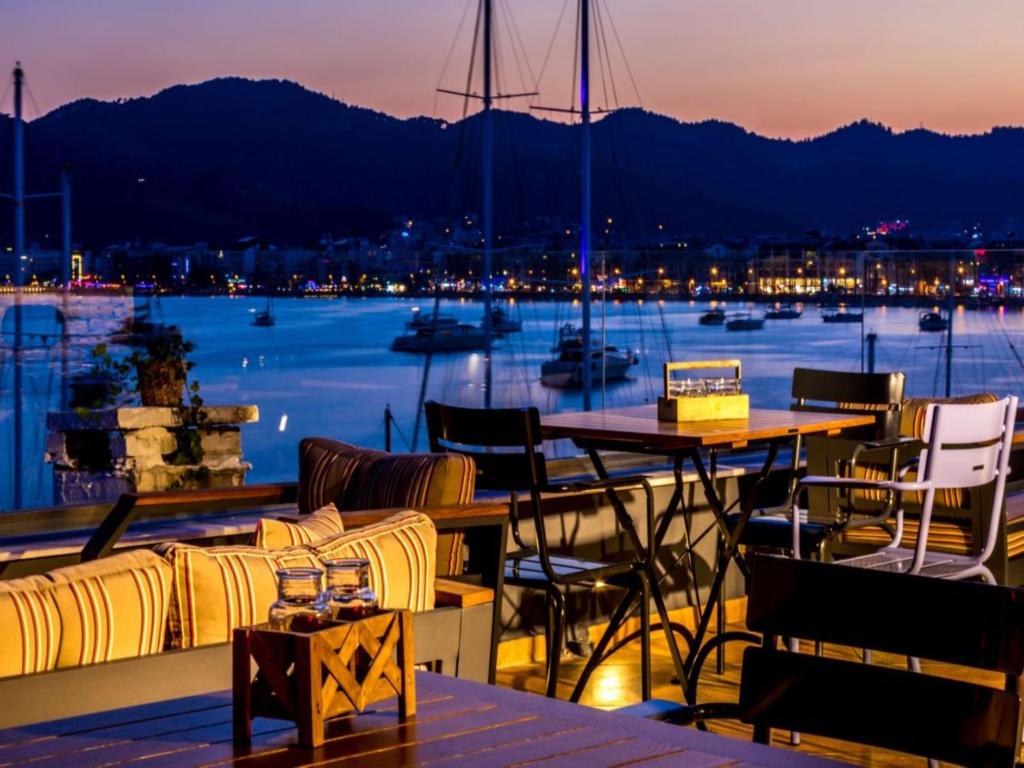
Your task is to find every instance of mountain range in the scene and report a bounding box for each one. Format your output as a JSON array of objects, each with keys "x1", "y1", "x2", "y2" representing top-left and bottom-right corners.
[{"x1": 1, "y1": 76, "x2": 1023, "y2": 247}]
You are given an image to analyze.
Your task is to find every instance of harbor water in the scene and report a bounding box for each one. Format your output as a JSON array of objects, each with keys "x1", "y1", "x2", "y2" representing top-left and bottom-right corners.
[{"x1": 2, "y1": 295, "x2": 1024, "y2": 511}]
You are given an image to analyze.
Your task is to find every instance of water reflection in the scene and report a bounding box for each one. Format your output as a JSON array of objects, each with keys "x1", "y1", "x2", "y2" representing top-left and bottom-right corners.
[{"x1": 3, "y1": 294, "x2": 1024, "y2": 511}]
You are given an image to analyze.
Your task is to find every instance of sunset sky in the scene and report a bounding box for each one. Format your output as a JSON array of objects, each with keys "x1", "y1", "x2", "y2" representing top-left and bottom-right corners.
[{"x1": 3, "y1": 0, "x2": 1024, "y2": 139}]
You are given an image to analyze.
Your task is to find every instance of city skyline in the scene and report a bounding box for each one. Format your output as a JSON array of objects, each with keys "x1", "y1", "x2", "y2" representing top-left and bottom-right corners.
[{"x1": 3, "y1": 0, "x2": 1024, "y2": 139}]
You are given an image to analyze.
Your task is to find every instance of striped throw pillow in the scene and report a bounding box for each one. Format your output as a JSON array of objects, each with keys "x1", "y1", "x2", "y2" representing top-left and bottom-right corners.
[
  {"x1": 304, "y1": 511, "x2": 436, "y2": 613},
  {"x1": 45, "y1": 550, "x2": 172, "y2": 667},
  {"x1": 252, "y1": 503, "x2": 345, "y2": 549},
  {"x1": 0, "y1": 576, "x2": 60, "y2": 678},
  {"x1": 157, "y1": 542, "x2": 319, "y2": 648}
]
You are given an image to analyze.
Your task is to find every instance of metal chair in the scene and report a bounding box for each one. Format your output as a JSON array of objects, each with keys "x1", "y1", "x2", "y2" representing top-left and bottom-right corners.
[
  {"x1": 722, "y1": 367, "x2": 907, "y2": 561},
  {"x1": 424, "y1": 401, "x2": 654, "y2": 701},
  {"x1": 794, "y1": 395, "x2": 1018, "y2": 584}
]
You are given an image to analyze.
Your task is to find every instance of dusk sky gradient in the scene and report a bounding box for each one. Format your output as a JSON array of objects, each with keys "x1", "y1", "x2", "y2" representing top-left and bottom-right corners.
[{"x1": 3, "y1": 0, "x2": 1024, "y2": 139}]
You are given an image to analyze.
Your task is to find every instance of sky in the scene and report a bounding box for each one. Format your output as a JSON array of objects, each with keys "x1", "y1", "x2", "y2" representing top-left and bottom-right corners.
[{"x1": 2, "y1": 0, "x2": 1024, "y2": 139}]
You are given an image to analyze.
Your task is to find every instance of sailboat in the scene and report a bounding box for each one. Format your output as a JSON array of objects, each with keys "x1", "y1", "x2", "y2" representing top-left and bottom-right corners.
[{"x1": 252, "y1": 295, "x2": 275, "y2": 326}]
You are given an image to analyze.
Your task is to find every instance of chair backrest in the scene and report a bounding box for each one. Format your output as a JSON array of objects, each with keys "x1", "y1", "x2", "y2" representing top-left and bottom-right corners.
[
  {"x1": 918, "y1": 396, "x2": 1018, "y2": 565},
  {"x1": 424, "y1": 401, "x2": 549, "y2": 493},
  {"x1": 791, "y1": 368, "x2": 906, "y2": 439},
  {"x1": 741, "y1": 555, "x2": 1024, "y2": 767}
]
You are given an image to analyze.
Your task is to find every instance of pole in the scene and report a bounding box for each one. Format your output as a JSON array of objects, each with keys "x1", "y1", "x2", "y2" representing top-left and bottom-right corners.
[
  {"x1": 12, "y1": 63, "x2": 25, "y2": 509},
  {"x1": 866, "y1": 332, "x2": 877, "y2": 374},
  {"x1": 580, "y1": 0, "x2": 593, "y2": 410},
  {"x1": 481, "y1": 0, "x2": 494, "y2": 409},
  {"x1": 945, "y1": 255, "x2": 954, "y2": 397},
  {"x1": 384, "y1": 405, "x2": 393, "y2": 453},
  {"x1": 61, "y1": 166, "x2": 71, "y2": 286}
]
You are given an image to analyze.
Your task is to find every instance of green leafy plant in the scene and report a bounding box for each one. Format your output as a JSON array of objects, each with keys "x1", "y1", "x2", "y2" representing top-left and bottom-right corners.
[{"x1": 71, "y1": 343, "x2": 134, "y2": 415}]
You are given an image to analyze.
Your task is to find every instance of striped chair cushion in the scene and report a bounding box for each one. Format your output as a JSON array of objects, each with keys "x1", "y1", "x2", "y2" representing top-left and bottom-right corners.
[
  {"x1": 305, "y1": 511, "x2": 437, "y2": 613},
  {"x1": 342, "y1": 453, "x2": 473, "y2": 577},
  {"x1": 45, "y1": 550, "x2": 172, "y2": 667},
  {"x1": 297, "y1": 438, "x2": 384, "y2": 514},
  {"x1": 253, "y1": 503, "x2": 345, "y2": 549},
  {"x1": 899, "y1": 392, "x2": 998, "y2": 440},
  {"x1": 0, "y1": 576, "x2": 60, "y2": 678},
  {"x1": 156, "y1": 542, "x2": 319, "y2": 649}
]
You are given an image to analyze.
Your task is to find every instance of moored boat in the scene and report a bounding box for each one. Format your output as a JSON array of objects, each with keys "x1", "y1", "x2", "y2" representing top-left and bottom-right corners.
[
  {"x1": 918, "y1": 311, "x2": 949, "y2": 332},
  {"x1": 391, "y1": 323, "x2": 488, "y2": 353},
  {"x1": 698, "y1": 307, "x2": 727, "y2": 326},
  {"x1": 822, "y1": 309, "x2": 864, "y2": 323},
  {"x1": 485, "y1": 307, "x2": 522, "y2": 335},
  {"x1": 251, "y1": 296, "x2": 275, "y2": 326},
  {"x1": 764, "y1": 303, "x2": 802, "y2": 320},
  {"x1": 406, "y1": 307, "x2": 458, "y2": 330},
  {"x1": 725, "y1": 313, "x2": 765, "y2": 331},
  {"x1": 540, "y1": 323, "x2": 638, "y2": 388}
]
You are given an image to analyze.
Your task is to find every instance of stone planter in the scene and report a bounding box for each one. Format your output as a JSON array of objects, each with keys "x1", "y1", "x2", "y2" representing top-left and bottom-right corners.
[
  {"x1": 45, "y1": 405, "x2": 259, "y2": 504},
  {"x1": 136, "y1": 361, "x2": 186, "y2": 407}
]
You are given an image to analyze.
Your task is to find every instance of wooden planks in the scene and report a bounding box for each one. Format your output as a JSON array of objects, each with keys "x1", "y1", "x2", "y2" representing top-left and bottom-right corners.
[
  {"x1": 541, "y1": 406, "x2": 876, "y2": 451},
  {"x1": 0, "y1": 672, "x2": 839, "y2": 767}
]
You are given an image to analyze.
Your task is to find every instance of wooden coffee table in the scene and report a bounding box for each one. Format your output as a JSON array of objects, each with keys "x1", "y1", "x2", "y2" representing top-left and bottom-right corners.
[{"x1": 0, "y1": 671, "x2": 842, "y2": 766}]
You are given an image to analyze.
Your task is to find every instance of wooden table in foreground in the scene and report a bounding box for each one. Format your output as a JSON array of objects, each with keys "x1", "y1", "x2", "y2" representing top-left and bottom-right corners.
[{"x1": 0, "y1": 671, "x2": 841, "y2": 767}]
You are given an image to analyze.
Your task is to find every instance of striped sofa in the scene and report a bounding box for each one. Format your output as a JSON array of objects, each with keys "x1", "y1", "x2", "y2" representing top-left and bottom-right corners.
[
  {"x1": 0, "y1": 510, "x2": 439, "y2": 677},
  {"x1": 298, "y1": 437, "x2": 476, "y2": 575}
]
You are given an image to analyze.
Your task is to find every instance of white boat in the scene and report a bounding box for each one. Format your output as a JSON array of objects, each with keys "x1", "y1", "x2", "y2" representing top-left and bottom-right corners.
[{"x1": 540, "y1": 324, "x2": 638, "y2": 388}]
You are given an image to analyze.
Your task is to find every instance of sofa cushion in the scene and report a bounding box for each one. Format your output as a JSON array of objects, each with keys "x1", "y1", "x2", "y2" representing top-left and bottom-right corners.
[
  {"x1": 156, "y1": 543, "x2": 318, "y2": 648},
  {"x1": 45, "y1": 550, "x2": 172, "y2": 667},
  {"x1": 899, "y1": 393, "x2": 998, "y2": 439},
  {"x1": 298, "y1": 438, "x2": 385, "y2": 514},
  {"x1": 305, "y1": 511, "x2": 437, "y2": 613},
  {"x1": 0, "y1": 576, "x2": 60, "y2": 678},
  {"x1": 253, "y1": 503, "x2": 345, "y2": 549}
]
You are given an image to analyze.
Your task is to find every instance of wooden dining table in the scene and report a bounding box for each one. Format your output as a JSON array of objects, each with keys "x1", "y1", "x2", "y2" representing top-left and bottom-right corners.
[
  {"x1": 541, "y1": 405, "x2": 876, "y2": 701},
  {"x1": 0, "y1": 670, "x2": 842, "y2": 767}
]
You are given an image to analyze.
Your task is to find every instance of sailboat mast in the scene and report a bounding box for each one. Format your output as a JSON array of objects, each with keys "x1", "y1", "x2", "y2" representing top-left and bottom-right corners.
[
  {"x1": 579, "y1": 0, "x2": 593, "y2": 410},
  {"x1": 11, "y1": 63, "x2": 25, "y2": 509},
  {"x1": 482, "y1": 0, "x2": 494, "y2": 409}
]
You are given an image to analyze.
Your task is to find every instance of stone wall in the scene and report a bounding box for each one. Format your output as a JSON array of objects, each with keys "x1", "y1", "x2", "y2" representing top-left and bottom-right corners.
[{"x1": 45, "y1": 405, "x2": 259, "y2": 504}]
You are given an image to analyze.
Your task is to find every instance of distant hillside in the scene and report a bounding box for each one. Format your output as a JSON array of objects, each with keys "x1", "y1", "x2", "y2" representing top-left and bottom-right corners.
[{"x1": 1, "y1": 77, "x2": 1023, "y2": 246}]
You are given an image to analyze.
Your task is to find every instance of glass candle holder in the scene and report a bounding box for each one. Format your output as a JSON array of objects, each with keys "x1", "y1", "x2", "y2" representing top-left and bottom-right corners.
[
  {"x1": 268, "y1": 567, "x2": 331, "y2": 632},
  {"x1": 325, "y1": 559, "x2": 379, "y2": 621}
]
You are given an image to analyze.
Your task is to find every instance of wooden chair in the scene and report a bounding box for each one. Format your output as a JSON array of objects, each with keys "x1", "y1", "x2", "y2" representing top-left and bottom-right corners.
[
  {"x1": 623, "y1": 554, "x2": 1024, "y2": 767},
  {"x1": 425, "y1": 401, "x2": 653, "y2": 701}
]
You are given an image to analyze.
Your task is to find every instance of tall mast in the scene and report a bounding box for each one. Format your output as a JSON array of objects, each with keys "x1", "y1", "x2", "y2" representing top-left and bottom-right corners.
[
  {"x1": 482, "y1": 0, "x2": 494, "y2": 409},
  {"x1": 11, "y1": 62, "x2": 25, "y2": 509},
  {"x1": 579, "y1": 0, "x2": 593, "y2": 410},
  {"x1": 13, "y1": 63, "x2": 24, "y2": 287}
]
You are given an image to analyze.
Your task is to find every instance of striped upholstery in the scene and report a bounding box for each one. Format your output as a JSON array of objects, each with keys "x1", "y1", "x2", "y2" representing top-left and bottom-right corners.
[
  {"x1": 0, "y1": 576, "x2": 60, "y2": 678},
  {"x1": 253, "y1": 503, "x2": 345, "y2": 549},
  {"x1": 297, "y1": 438, "x2": 384, "y2": 515},
  {"x1": 157, "y1": 542, "x2": 318, "y2": 648},
  {"x1": 299, "y1": 439, "x2": 474, "y2": 577},
  {"x1": 45, "y1": 551, "x2": 172, "y2": 667},
  {"x1": 305, "y1": 511, "x2": 437, "y2": 613},
  {"x1": 899, "y1": 393, "x2": 999, "y2": 440}
]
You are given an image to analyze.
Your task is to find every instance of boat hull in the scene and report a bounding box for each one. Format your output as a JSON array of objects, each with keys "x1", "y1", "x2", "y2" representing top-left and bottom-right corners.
[{"x1": 541, "y1": 357, "x2": 635, "y2": 388}]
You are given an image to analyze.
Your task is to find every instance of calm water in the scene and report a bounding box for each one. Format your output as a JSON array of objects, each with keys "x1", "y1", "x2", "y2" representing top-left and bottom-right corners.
[{"x1": 3, "y1": 295, "x2": 1024, "y2": 511}]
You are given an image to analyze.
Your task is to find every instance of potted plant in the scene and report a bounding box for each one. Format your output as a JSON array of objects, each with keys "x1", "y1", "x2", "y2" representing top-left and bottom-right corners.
[{"x1": 128, "y1": 334, "x2": 195, "y2": 407}]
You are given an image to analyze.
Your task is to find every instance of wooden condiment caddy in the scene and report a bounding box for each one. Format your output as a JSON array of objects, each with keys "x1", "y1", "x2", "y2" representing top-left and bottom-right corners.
[
  {"x1": 233, "y1": 610, "x2": 415, "y2": 748},
  {"x1": 657, "y1": 359, "x2": 750, "y2": 422}
]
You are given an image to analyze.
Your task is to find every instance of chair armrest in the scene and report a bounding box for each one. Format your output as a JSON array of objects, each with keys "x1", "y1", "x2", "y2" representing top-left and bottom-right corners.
[
  {"x1": 433, "y1": 578, "x2": 494, "y2": 608},
  {"x1": 615, "y1": 699, "x2": 740, "y2": 726},
  {"x1": 549, "y1": 475, "x2": 654, "y2": 494},
  {"x1": 794, "y1": 475, "x2": 929, "y2": 495}
]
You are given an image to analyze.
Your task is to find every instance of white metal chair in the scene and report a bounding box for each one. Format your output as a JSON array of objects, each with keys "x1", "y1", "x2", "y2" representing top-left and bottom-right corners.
[{"x1": 790, "y1": 395, "x2": 1018, "y2": 584}]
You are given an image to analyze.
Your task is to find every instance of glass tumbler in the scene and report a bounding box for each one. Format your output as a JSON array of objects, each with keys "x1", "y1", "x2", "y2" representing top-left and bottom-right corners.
[
  {"x1": 268, "y1": 567, "x2": 331, "y2": 632},
  {"x1": 325, "y1": 559, "x2": 379, "y2": 621}
]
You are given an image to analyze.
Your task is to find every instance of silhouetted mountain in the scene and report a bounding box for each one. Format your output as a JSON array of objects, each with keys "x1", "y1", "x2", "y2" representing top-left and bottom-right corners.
[{"x1": 2, "y1": 77, "x2": 1023, "y2": 246}]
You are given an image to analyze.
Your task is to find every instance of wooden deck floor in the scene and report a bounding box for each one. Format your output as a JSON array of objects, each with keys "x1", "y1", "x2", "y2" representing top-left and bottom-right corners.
[{"x1": 496, "y1": 605, "x2": 1008, "y2": 767}]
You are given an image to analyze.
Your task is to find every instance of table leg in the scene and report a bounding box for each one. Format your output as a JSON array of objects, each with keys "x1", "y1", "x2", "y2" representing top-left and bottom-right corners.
[{"x1": 683, "y1": 442, "x2": 780, "y2": 702}]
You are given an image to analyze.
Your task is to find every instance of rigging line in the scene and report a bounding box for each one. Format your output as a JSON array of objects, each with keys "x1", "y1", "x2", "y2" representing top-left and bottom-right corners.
[
  {"x1": 497, "y1": 0, "x2": 530, "y2": 97},
  {"x1": 532, "y1": 0, "x2": 571, "y2": 108},
  {"x1": 462, "y1": 0, "x2": 484, "y2": 119},
  {"x1": 570, "y1": 0, "x2": 580, "y2": 117},
  {"x1": 593, "y1": 0, "x2": 620, "y2": 109},
  {"x1": 501, "y1": 0, "x2": 538, "y2": 87},
  {"x1": 434, "y1": 0, "x2": 476, "y2": 118},
  {"x1": 591, "y1": 0, "x2": 611, "y2": 111},
  {"x1": 602, "y1": 0, "x2": 642, "y2": 106},
  {"x1": 22, "y1": 76, "x2": 43, "y2": 120}
]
